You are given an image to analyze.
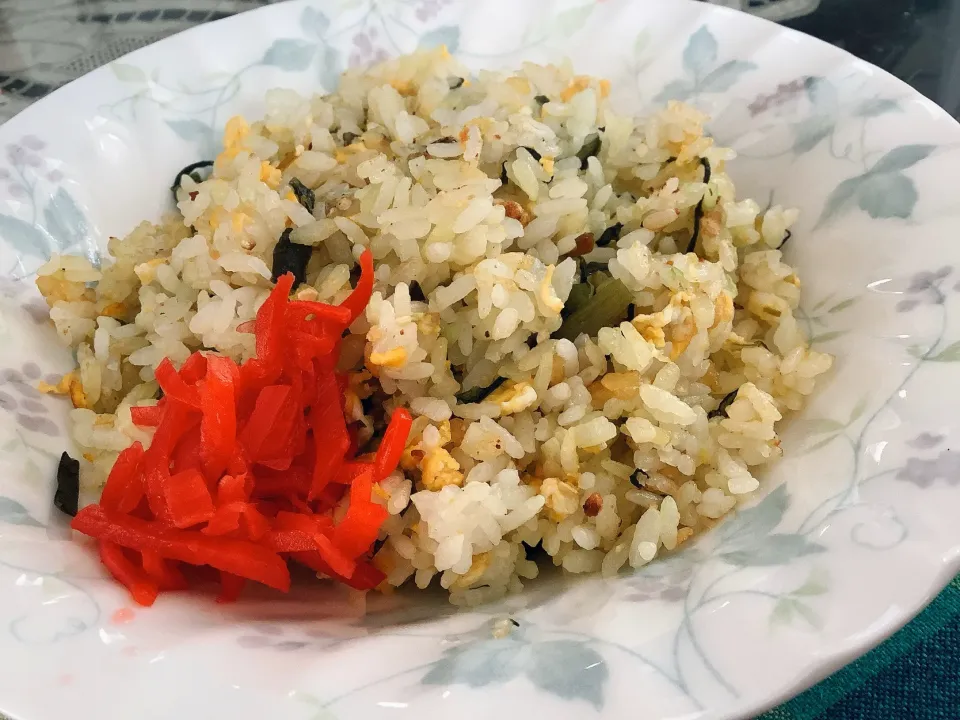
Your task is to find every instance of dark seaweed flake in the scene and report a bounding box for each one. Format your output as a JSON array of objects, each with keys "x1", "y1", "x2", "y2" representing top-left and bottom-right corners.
[
  {"x1": 534, "y1": 95, "x2": 549, "y2": 105},
  {"x1": 271, "y1": 228, "x2": 313, "y2": 289},
  {"x1": 776, "y1": 229, "x2": 792, "y2": 250},
  {"x1": 629, "y1": 468, "x2": 649, "y2": 488},
  {"x1": 684, "y1": 158, "x2": 713, "y2": 255},
  {"x1": 456, "y1": 376, "x2": 506, "y2": 405},
  {"x1": 596, "y1": 222, "x2": 623, "y2": 247},
  {"x1": 576, "y1": 133, "x2": 601, "y2": 169},
  {"x1": 171, "y1": 160, "x2": 213, "y2": 204},
  {"x1": 449, "y1": 77, "x2": 465, "y2": 90},
  {"x1": 289, "y1": 178, "x2": 316, "y2": 215},
  {"x1": 55, "y1": 452, "x2": 80, "y2": 517},
  {"x1": 708, "y1": 388, "x2": 739, "y2": 419}
]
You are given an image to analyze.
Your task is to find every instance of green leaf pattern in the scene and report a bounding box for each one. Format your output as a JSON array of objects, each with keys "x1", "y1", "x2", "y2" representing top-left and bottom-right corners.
[
  {"x1": 713, "y1": 486, "x2": 827, "y2": 568},
  {"x1": 0, "y1": 497, "x2": 43, "y2": 527},
  {"x1": 300, "y1": 7, "x2": 330, "y2": 39},
  {"x1": 683, "y1": 26, "x2": 718, "y2": 79},
  {"x1": 927, "y1": 340, "x2": 960, "y2": 362},
  {"x1": 0, "y1": 168, "x2": 92, "y2": 266},
  {"x1": 261, "y1": 39, "x2": 316, "y2": 70},
  {"x1": 817, "y1": 144, "x2": 935, "y2": 226},
  {"x1": 110, "y1": 63, "x2": 147, "y2": 84},
  {"x1": 527, "y1": 641, "x2": 608, "y2": 709},
  {"x1": 418, "y1": 26, "x2": 461, "y2": 53},
  {"x1": 720, "y1": 534, "x2": 825, "y2": 567},
  {"x1": 550, "y1": 5, "x2": 593, "y2": 39},
  {"x1": 422, "y1": 631, "x2": 608, "y2": 709},
  {"x1": 770, "y1": 570, "x2": 829, "y2": 628},
  {"x1": 856, "y1": 97, "x2": 900, "y2": 117},
  {"x1": 655, "y1": 25, "x2": 756, "y2": 102},
  {"x1": 0, "y1": 213, "x2": 51, "y2": 261}
]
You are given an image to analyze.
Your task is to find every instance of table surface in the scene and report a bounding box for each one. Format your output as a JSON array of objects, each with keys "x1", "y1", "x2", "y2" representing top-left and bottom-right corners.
[{"x1": 0, "y1": 1, "x2": 958, "y2": 719}]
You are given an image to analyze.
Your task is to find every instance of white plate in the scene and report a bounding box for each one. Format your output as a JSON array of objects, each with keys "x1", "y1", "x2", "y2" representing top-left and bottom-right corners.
[{"x1": 0, "y1": 1, "x2": 958, "y2": 718}]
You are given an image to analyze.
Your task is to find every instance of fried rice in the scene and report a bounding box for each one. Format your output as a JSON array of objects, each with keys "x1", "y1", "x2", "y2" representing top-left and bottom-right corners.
[{"x1": 37, "y1": 47, "x2": 833, "y2": 605}]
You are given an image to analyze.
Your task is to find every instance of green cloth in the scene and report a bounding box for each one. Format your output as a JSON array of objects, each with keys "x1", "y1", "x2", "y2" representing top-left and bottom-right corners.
[{"x1": 761, "y1": 576, "x2": 960, "y2": 719}]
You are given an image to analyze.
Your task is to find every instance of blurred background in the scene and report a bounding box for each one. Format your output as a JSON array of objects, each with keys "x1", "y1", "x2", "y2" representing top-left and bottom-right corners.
[{"x1": 0, "y1": 0, "x2": 956, "y2": 122}]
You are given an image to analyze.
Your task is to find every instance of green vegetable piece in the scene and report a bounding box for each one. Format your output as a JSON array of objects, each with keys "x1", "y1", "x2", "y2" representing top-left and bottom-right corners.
[
  {"x1": 554, "y1": 278, "x2": 633, "y2": 341},
  {"x1": 564, "y1": 282, "x2": 594, "y2": 315}
]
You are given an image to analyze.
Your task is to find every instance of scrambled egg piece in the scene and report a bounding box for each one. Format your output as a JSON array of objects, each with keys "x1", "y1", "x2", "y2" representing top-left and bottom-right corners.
[
  {"x1": 560, "y1": 76, "x2": 591, "y2": 102},
  {"x1": 220, "y1": 115, "x2": 250, "y2": 160},
  {"x1": 669, "y1": 313, "x2": 697, "y2": 361},
  {"x1": 420, "y1": 446, "x2": 463, "y2": 491},
  {"x1": 539, "y1": 477, "x2": 580, "y2": 521},
  {"x1": 98, "y1": 302, "x2": 126, "y2": 319},
  {"x1": 368, "y1": 347, "x2": 407, "y2": 369},
  {"x1": 223, "y1": 115, "x2": 249, "y2": 148},
  {"x1": 416, "y1": 312, "x2": 441, "y2": 337},
  {"x1": 710, "y1": 292, "x2": 734, "y2": 329},
  {"x1": 588, "y1": 371, "x2": 643, "y2": 408},
  {"x1": 452, "y1": 552, "x2": 490, "y2": 589},
  {"x1": 401, "y1": 420, "x2": 453, "y2": 473},
  {"x1": 259, "y1": 161, "x2": 281, "y2": 188},
  {"x1": 487, "y1": 381, "x2": 537, "y2": 415},
  {"x1": 39, "y1": 371, "x2": 89, "y2": 409},
  {"x1": 134, "y1": 258, "x2": 166, "y2": 285}
]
